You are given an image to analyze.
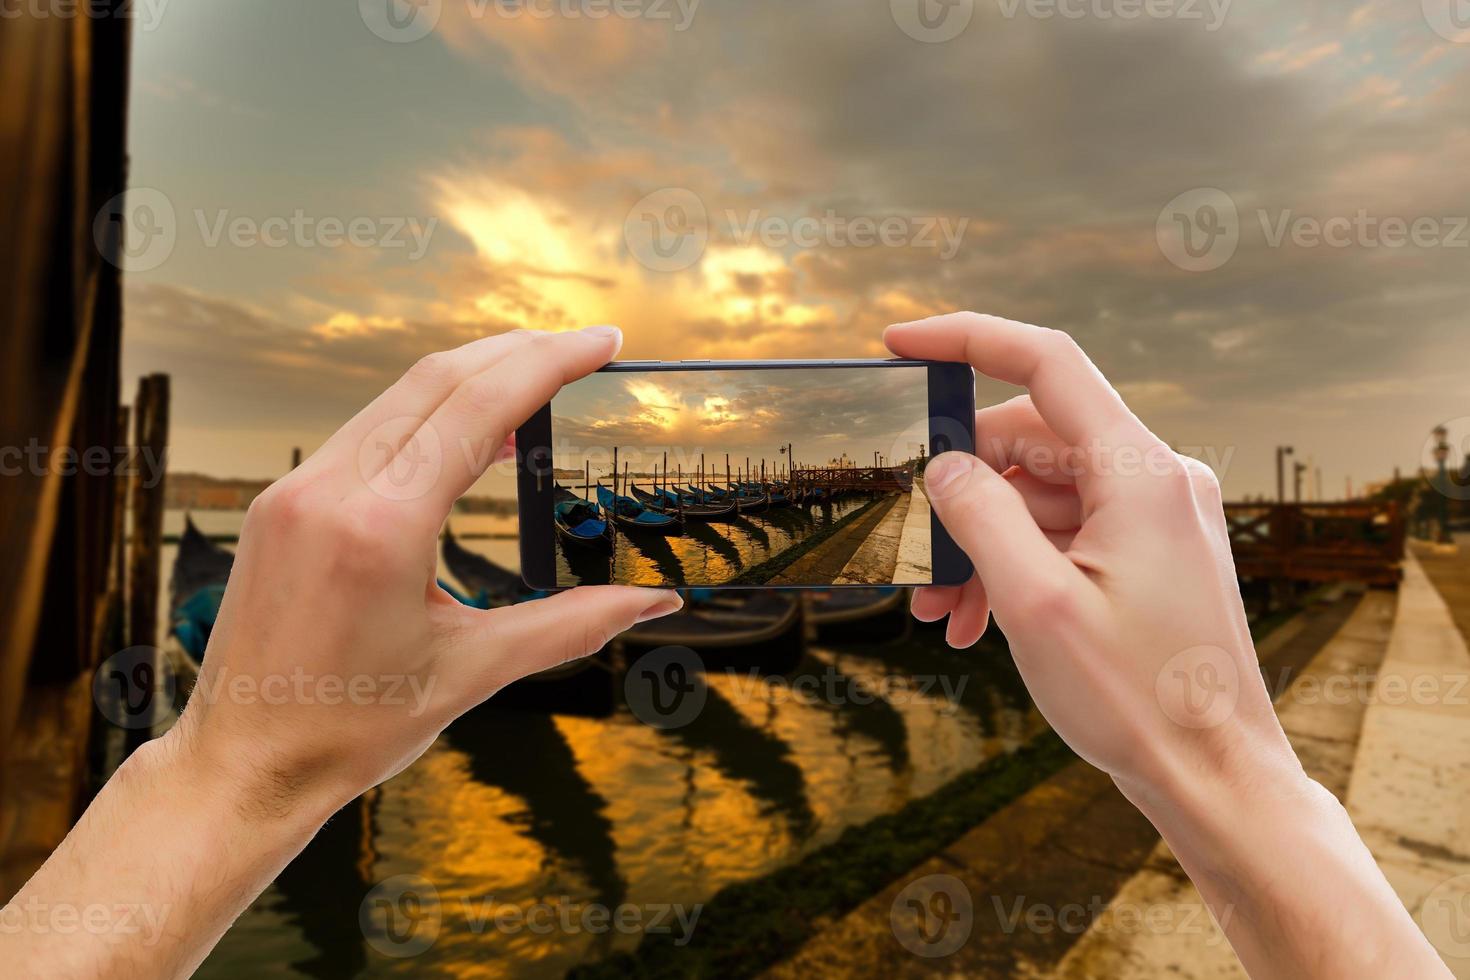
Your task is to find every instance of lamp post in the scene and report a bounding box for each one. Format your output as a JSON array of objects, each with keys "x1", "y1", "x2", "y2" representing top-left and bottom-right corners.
[
  {"x1": 1276, "y1": 445, "x2": 1294, "y2": 503},
  {"x1": 1433, "y1": 425, "x2": 1451, "y2": 544}
]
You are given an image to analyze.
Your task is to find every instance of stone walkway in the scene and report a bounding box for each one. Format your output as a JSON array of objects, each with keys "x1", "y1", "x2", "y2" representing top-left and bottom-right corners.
[
  {"x1": 1052, "y1": 546, "x2": 1470, "y2": 977},
  {"x1": 835, "y1": 492, "x2": 913, "y2": 585},
  {"x1": 760, "y1": 588, "x2": 1375, "y2": 978}
]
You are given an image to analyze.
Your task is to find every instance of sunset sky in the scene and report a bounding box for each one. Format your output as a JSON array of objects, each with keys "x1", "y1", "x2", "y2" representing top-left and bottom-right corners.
[
  {"x1": 122, "y1": 0, "x2": 1470, "y2": 499},
  {"x1": 551, "y1": 366, "x2": 930, "y2": 479}
]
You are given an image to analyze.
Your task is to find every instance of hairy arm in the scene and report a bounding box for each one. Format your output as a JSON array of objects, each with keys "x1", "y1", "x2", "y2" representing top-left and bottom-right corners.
[
  {"x1": 894, "y1": 311, "x2": 1450, "y2": 979},
  {"x1": 2, "y1": 326, "x2": 680, "y2": 978}
]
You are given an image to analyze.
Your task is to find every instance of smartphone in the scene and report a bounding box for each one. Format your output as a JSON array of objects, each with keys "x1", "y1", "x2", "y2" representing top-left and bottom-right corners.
[{"x1": 516, "y1": 359, "x2": 975, "y2": 590}]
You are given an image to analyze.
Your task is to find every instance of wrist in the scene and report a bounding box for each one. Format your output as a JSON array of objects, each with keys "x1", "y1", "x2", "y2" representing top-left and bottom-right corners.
[{"x1": 142, "y1": 720, "x2": 343, "y2": 840}]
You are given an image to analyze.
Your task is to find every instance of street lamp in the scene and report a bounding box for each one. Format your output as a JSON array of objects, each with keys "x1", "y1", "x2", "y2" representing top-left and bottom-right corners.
[
  {"x1": 1276, "y1": 446, "x2": 1294, "y2": 503},
  {"x1": 1433, "y1": 425, "x2": 1452, "y2": 544}
]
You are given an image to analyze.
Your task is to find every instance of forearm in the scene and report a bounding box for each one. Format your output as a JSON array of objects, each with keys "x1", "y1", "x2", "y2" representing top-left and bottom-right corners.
[
  {"x1": 1118, "y1": 765, "x2": 1450, "y2": 980},
  {"x1": 1, "y1": 729, "x2": 336, "y2": 979}
]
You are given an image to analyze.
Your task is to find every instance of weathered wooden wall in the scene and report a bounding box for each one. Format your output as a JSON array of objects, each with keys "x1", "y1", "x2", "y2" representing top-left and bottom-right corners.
[{"x1": 0, "y1": 3, "x2": 132, "y2": 890}]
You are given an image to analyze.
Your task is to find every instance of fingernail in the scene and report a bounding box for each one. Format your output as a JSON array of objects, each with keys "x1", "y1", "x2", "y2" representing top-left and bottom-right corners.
[
  {"x1": 583, "y1": 324, "x2": 622, "y2": 341},
  {"x1": 635, "y1": 590, "x2": 684, "y2": 625},
  {"x1": 925, "y1": 452, "x2": 974, "y2": 498}
]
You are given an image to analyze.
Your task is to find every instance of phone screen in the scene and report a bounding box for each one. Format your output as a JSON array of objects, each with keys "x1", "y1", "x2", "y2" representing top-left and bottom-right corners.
[{"x1": 543, "y1": 364, "x2": 945, "y2": 588}]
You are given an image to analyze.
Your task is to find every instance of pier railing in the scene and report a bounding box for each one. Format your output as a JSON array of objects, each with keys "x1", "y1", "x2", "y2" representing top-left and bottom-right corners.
[
  {"x1": 791, "y1": 466, "x2": 914, "y2": 494},
  {"x1": 1224, "y1": 501, "x2": 1405, "y2": 586}
]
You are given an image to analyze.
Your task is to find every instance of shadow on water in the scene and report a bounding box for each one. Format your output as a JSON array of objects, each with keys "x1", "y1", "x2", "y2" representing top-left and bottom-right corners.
[
  {"x1": 559, "y1": 539, "x2": 613, "y2": 585},
  {"x1": 730, "y1": 514, "x2": 770, "y2": 551},
  {"x1": 841, "y1": 628, "x2": 1033, "y2": 738},
  {"x1": 652, "y1": 682, "x2": 817, "y2": 841},
  {"x1": 621, "y1": 532, "x2": 686, "y2": 585},
  {"x1": 442, "y1": 709, "x2": 627, "y2": 910},
  {"x1": 686, "y1": 520, "x2": 744, "y2": 572},
  {"x1": 271, "y1": 793, "x2": 375, "y2": 980},
  {"x1": 794, "y1": 650, "x2": 911, "y2": 774}
]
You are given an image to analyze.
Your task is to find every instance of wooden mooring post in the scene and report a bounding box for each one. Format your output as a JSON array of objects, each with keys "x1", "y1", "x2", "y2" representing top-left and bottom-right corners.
[{"x1": 124, "y1": 374, "x2": 169, "y2": 752}]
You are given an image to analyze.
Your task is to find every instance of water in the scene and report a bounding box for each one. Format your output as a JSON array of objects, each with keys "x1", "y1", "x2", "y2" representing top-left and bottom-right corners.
[
  {"x1": 162, "y1": 510, "x2": 1046, "y2": 979},
  {"x1": 559, "y1": 496, "x2": 873, "y2": 587}
]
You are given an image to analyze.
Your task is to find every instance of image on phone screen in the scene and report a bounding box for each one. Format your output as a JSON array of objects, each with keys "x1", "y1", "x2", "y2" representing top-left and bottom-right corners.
[{"x1": 539, "y1": 364, "x2": 959, "y2": 589}]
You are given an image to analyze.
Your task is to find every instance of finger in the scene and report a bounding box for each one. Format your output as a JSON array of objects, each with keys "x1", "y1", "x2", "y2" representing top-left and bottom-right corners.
[
  {"x1": 1005, "y1": 469, "x2": 1083, "y2": 531},
  {"x1": 319, "y1": 330, "x2": 540, "y2": 474},
  {"x1": 911, "y1": 585, "x2": 961, "y2": 623},
  {"x1": 885, "y1": 314, "x2": 1160, "y2": 478},
  {"x1": 924, "y1": 451, "x2": 1090, "y2": 628},
  {"x1": 437, "y1": 587, "x2": 683, "y2": 716},
  {"x1": 945, "y1": 574, "x2": 991, "y2": 649},
  {"x1": 975, "y1": 396, "x2": 1076, "y2": 487},
  {"x1": 371, "y1": 326, "x2": 622, "y2": 520}
]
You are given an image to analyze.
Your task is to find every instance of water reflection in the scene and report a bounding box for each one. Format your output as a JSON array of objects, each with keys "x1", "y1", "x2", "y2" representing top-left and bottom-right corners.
[
  {"x1": 184, "y1": 513, "x2": 1046, "y2": 979},
  {"x1": 557, "y1": 498, "x2": 870, "y2": 587}
]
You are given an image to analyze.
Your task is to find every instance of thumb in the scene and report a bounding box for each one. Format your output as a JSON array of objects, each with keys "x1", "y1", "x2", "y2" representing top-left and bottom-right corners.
[
  {"x1": 924, "y1": 452, "x2": 1080, "y2": 625},
  {"x1": 440, "y1": 587, "x2": 683, "y2": 715}
]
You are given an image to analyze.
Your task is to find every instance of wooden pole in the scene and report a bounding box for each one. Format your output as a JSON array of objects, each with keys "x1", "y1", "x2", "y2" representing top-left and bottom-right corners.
[
  {"x1": 127, "y1": 375, "x2": 169, "y2": 653},
  {"x1": 125, "y1": 375, "x2": 169, "y2": 752}
]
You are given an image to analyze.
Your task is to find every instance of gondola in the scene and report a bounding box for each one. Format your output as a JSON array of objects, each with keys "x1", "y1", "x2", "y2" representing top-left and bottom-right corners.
[
  {"x1": 440, "y1": 529, "x2": 617, "y2": 716},
  {"x1": 596, "y1": 484, "x2": 683, "y2": 535},
  {"x1": 808, "y1": 587, "x2": 912, "y2": 644},
  {"x1": 710, "y1": 483, "x2": 770, "y2": 514},
  {"x1": 614, "y1": 589, "x2": 807, "y2": 675},
  {"x1": 553, "y1": 485, "x2": 615, "y2": 551},
  {"x1": 629, "y1": 484, "x2": 738, "y2": 521}
]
